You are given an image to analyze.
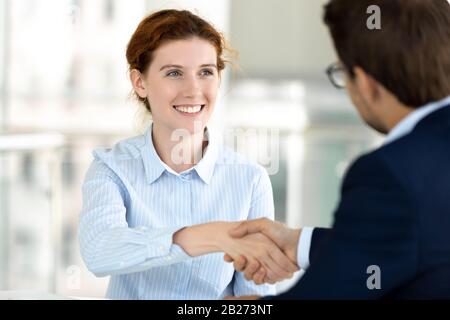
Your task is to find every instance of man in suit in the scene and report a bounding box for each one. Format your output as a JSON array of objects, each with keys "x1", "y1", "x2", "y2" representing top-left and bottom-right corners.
[{"x1": 225, "y1": 0, "x2": 450, "y2": 299}]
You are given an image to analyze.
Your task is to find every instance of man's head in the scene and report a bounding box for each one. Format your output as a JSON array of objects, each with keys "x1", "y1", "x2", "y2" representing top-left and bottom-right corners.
[{"x1": 323, "y1": 0, "x2": 450, "y2": 133}]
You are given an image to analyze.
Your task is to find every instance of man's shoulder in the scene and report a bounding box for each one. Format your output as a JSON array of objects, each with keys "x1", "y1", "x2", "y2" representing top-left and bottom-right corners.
[
  {"x1": 342, "y1": 148, "x2": 385, "y2": 178},
  {"x1": 344, "y1": 124, "x2": 450, "y2": 191},
  {"x1": 380, "y1": 105, "x2": 450, "y2": 162},
  {"x1": 378, "y1": 121, "x2": 450, "y2": 174}
]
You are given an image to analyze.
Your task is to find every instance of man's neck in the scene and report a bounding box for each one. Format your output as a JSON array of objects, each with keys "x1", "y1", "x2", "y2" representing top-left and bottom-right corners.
[{"x1": 384, "y1": 104, "x2": 415, "y2": 133}]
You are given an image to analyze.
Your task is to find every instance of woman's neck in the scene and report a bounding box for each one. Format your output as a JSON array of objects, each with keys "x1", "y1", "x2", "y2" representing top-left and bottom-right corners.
[{"x1": 151, "y1": 123, "x2": 207, "y2": 173}]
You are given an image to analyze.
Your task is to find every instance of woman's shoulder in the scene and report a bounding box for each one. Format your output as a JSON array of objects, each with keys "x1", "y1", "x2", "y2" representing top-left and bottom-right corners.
[
  {"x1": 92, "y1": 132, "x2": 146, "y2": 163},
  {"x1": 87, "y1": 132, "x2": 148, "y2": 182}
]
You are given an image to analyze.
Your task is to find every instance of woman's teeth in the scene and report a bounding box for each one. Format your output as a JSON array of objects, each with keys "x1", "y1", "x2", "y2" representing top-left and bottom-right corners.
[{"x1": 174, "y1": 105, "x2": 203, "y2": 114}]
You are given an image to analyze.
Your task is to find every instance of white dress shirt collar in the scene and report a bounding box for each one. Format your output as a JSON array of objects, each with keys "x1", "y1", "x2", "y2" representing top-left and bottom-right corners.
[
  {"x1": 141, "y1": 122, "x2": 217, "y2": 184},
  {"x1": 384, "y1": 95, "x2": 450, "y2": 145}
]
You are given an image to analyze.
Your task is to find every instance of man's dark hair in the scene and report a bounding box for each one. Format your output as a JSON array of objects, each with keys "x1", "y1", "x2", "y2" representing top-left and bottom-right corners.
[{"x1": 324, "y1": 0, "x2": 450, "y2": 108}]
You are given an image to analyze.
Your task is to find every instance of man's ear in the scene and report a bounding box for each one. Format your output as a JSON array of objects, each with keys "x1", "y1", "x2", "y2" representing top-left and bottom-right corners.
[
  {"x1": 130, "y1": 69, "x2": 147, "y2": 98},
  {"x1": 353, "y1": 66, "x2": 381, "y2": 104}
]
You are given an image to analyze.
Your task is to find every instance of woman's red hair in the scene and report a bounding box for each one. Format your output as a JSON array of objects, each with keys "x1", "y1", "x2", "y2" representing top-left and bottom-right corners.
[{"x1": 126, "y1": 9, "x2": 231, "y2": 112}]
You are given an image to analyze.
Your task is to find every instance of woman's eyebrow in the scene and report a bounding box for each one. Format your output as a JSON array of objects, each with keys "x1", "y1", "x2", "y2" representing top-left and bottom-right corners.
[
  {"x1": 159, "y1": 64, "x2": 183, "y2": 71},
  {"x1": 159, "y1": 64, "x2": 218, "y2": 71},
  {"x1": 200, "y1": 64, "x2": 218, "y2": 69}
]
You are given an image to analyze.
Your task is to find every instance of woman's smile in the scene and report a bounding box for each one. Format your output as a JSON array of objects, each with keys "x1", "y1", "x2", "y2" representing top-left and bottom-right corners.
[{"x1": 173, "y1": 104, "x2": 206, "y2": 116}]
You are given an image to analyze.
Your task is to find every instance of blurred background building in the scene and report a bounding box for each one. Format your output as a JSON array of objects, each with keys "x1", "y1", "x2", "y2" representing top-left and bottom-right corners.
[{"x1": 0, "y1": 0, "x2": 382, "y2": 298}]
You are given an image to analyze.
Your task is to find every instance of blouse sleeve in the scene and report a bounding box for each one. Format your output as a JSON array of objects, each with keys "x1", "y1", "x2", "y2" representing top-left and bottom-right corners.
[{"x1": 78, "y1": 159, "x2": 191, "y2": 277}]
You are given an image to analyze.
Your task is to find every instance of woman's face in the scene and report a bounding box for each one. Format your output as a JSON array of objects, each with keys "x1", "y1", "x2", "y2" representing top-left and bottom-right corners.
[{"x1": 140, "y1": 37, "x2": 220, "y2": 135}]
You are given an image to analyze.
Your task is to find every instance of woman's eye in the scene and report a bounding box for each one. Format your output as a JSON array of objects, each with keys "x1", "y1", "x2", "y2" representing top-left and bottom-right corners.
[
  {"x1": 167, "y1": 70, "x2": 181, "y2": 77},
  {"x1": 200, "y1": 69, "x2": 214, "y2": 76}
]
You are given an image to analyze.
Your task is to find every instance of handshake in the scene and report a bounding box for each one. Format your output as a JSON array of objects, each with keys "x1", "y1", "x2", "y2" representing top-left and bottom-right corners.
[{"x1": 220, "y1": 218, "x2": 302, "y2": 285}]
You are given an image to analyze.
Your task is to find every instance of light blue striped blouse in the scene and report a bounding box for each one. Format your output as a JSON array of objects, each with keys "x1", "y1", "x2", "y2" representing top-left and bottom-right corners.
[{"x1": 78, "y1": 124, "x2": 276, "y2": 299}]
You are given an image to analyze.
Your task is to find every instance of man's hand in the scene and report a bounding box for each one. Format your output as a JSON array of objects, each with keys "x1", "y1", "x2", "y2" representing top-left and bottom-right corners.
[
  {"x1": 224, "y1": 218, "x2": 302, "y2": 284},
  {"x1": 220, "y1": 232, "x2": 299, "y2": 284},
  {"x1": 224, "y1": 254, "x2": 271, "y2": 284}
]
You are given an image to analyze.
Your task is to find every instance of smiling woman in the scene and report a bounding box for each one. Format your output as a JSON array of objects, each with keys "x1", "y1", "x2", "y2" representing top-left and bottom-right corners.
[
  {"x1": 131, "y1": 38, "x2": 218, "y2": 137},
  {"x1": 77, "y1": 9, "x2": 299, "y2": 300}
]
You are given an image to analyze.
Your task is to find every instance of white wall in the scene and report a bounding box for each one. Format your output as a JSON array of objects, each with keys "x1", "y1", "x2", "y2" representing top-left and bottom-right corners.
[
  {"x1": 145, "y1": 0, "x2": 230, "y2": 34},
  {"x1": 230, "y1": 0, "x2": 336, "y2": 79}
]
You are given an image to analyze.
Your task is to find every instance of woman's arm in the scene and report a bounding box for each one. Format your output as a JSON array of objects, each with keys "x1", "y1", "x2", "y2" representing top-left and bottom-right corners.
[
  {"x1": 79, "y1": 160, "x2": 192, "y2": 277},
  {"x1": 172, "y1": 221, "x2": 237, "y2": 256}
]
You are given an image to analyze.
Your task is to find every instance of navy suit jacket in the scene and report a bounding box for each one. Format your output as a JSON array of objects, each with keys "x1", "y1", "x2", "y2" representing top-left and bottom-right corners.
[{"x1": 271, "y1": 104, "x2": 450, "y2": 299}]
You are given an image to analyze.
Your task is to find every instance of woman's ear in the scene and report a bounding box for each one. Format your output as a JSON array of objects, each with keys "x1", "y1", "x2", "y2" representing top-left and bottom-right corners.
[
  {"x1": 353, "y1": 66, "x2": 381, "y2": 104},
  {"x1": 130, "y1": 69, "x2": 147, "y2": 98}
]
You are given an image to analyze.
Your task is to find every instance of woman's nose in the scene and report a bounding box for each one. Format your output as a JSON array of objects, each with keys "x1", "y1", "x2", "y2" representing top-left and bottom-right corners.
[{"x1": 182, "y1": 77, "x2": 202, "y2": 98}]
